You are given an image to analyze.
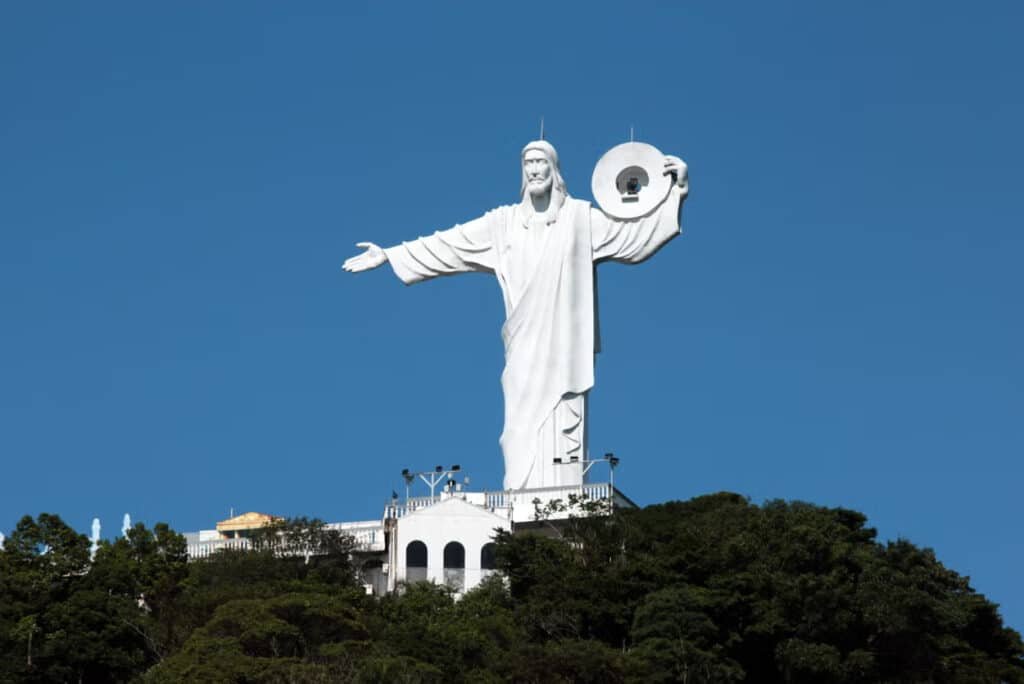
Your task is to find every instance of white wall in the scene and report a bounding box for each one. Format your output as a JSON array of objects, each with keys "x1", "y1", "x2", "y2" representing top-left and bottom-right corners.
[{"x1": 394, "y1": 497, "x2": 511, "y2": 593}]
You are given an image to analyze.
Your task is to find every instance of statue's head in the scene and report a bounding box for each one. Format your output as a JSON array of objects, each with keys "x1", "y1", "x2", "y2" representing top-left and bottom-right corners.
[{"x1": 520, "y1": 140, "x2": 567, "y2": 199}]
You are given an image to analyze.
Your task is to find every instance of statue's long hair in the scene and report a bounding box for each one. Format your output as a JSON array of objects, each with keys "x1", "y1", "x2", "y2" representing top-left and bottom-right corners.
[{"x1": 520, "y1": 140, "x2": 568, "y2": 199}]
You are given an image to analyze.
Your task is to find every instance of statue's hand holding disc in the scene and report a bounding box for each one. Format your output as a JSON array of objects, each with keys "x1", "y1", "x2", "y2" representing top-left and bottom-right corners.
[
  {"x1": 664, "y1": 156, "x2": 689, "y2": 194},
  {"x1": 342, "y1": 242, "x2": 387, "y2": 273}
]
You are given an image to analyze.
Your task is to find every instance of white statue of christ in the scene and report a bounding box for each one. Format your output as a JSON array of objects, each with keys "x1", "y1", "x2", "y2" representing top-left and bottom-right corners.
[{"x1": 344, "y1": 140, "x2": 688, "y2": 491}]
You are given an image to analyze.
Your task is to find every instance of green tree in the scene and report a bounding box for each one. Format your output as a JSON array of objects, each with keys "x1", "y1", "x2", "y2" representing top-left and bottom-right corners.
[
  {"x1": 495, "y1": 493, "x2": 1024, "y2": 683},
  {"x1": 145, "y1": 591, "x2": 370, "y2": 682},
  {"x1": 0, "y1": 513, "x2": 92, "y2": 681},
  {"x1": 0, "y1": 514, "x2": 181, "y2": 681},
  {"x1": 84, "y1": 521, "x2": 190, "y2": 664},
  {"x1": 3, "y1": 495, "x2": 1021, "y2": 682}
]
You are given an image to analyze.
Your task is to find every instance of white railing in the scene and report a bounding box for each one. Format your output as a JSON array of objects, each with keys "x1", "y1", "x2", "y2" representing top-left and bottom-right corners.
[
  {"x1": 187, "y1": 537, "x2": 252, "y2": 560},
  {"x1": 504, "y1": 482, "x2": 613, "y2": 523},
  {"x1": 485, "y1": 490, "x2": 509, "y2": 510},
  {"x1": 325, "y1": 520, "x2": 386, "y2": 551},
  {"x1": 384, "y1": 495, "x2": 440, "y2": 520},
  {"x1": 186, "y1": 520, "x2": 386, "y2": 560},
  {"x1": 384, "y1": 482, "x2": 618, "y2": 524}
]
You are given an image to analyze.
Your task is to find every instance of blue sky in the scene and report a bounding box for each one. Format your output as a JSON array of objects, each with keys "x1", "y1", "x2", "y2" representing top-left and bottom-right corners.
[{"x1": 2, "y1": 2, "x2": 1022, "y2": 627}]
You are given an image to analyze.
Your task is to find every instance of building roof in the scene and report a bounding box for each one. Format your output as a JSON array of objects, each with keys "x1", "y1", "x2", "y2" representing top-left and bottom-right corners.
[{"x1": 215, "y1": 511, "x2": 281, "y2": 533}]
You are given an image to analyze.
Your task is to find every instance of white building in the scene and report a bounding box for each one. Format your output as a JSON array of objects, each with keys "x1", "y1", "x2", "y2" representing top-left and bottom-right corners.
[{"x1": 184, "y1": 474, "x2": 635, "y2": 597}]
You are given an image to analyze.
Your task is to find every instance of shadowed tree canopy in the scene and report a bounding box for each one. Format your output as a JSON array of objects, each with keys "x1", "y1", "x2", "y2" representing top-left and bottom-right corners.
[{"x1": 1, "y1": 498, "x2": 1021, "y2": 682}]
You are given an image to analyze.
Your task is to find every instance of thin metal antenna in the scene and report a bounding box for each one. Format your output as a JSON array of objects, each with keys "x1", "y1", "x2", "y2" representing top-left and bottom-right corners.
[{"x1": 540, "y1": 116, "x2": 545, "y2": 140}]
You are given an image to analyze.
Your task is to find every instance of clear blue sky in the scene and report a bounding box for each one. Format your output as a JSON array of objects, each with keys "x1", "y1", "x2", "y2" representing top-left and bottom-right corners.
[{"x1": 2, "y1": 2, "x2": 1021, "y2": 627}]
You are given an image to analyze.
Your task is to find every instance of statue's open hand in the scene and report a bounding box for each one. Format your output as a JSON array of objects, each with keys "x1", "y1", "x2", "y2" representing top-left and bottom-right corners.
[
  {"x1": 342, "y1": 242, "x2": 387, "y2": 273},
  {"x1": 663, "y1": 156, "x2": 689, "y2": 191}
]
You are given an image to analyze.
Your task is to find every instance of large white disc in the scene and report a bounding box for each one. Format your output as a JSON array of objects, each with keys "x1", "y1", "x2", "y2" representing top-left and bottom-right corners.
[{"x1": 591, "y1": 142, "x2": 672, "y2": 219}]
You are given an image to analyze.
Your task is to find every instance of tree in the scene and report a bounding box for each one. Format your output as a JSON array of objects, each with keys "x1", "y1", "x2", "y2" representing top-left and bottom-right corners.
[
  {"x1": 0, "y1": 513, "x2": 91, "y2": 681},
  {"x1": 85, "y1": 521, "x2": 190, "y2": 663},
  {"x1": 2, "y1": 496, "x2": 1021, "y2": 682},
  {"x1": 495, "y1": 493, "x2": 1024, "y2": 683},
  {"x1": 145, "y1": 591, "x2": 371, "y2": 682}
]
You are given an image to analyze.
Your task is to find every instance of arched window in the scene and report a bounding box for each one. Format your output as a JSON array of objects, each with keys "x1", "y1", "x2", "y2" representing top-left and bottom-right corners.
[
  {"x1": 406, "y1": 540, "x2": 428, "y2": 583},
  {"x1": 480, "y1": 542, "x2": 497, "y2": 571},
  {"x1": 443, "y1": 541, "x2": 465, "y2": 591}
]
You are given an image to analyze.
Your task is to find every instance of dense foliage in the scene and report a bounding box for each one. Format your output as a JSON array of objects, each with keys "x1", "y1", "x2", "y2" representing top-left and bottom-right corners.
[{"x1": 1, "y1": 494, "x2": 1021, "y2": 682}]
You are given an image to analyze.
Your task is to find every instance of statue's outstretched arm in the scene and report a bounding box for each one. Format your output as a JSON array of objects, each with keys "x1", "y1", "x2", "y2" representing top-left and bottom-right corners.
[
  {"x1": 354, "y1": 212, "x2": 497, "y2": 285},
  {"x1": 342, "y1": 242, "x2": 387, "y2": 273}
]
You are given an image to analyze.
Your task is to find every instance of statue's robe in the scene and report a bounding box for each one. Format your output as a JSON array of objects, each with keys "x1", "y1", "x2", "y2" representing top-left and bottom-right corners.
[{"x1": 384, "y1": 186, "x2": 685, "y2": 490}]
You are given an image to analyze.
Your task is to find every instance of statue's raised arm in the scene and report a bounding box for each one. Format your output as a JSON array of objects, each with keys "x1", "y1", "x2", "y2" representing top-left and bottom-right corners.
[
  {"x1": 664, "y1": 155, "x2": 689, "y2": 196},
  {"x1": 589, "y1": 152, "x2": 689, "y2": 265}
]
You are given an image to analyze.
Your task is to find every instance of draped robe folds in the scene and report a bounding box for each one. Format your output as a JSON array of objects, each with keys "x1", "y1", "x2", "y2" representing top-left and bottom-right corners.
[{"x1": 383, "y1": 187, "x2": 685, "y2": 490}]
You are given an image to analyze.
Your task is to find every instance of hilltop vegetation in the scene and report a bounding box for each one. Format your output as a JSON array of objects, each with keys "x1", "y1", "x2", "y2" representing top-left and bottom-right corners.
[{"x1": 0, "y1": 493, "x2": 1021, "y2": 682}]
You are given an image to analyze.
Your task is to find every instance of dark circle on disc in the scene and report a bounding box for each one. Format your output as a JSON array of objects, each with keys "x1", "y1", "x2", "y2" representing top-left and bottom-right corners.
[{"x1": 616, "y1": 165, "x2": 649, "y2": 196}]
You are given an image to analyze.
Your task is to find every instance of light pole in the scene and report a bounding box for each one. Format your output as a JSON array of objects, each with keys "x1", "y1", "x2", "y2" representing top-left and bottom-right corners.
[
  {"x1": 606, "y1": 452, "x2": 620, "y2": 512},
  {"x1": 401, "y1": 469, "x2": 415, "y2": 503},
  {"x1": 551, "y1": 452, "x2": 621, "y2": 510},
  {"x1": 401, "y1": 465, "x2": 463, "y2": 503}
]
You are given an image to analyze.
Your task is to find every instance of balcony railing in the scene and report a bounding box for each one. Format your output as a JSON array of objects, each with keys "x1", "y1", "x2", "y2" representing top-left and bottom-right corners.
[
  {"x1": 384, "y1": 482, "x2": 619, "y2": 523},
  {"x1": 186, "y1": 519, "x2": 385, "y2": 560}
]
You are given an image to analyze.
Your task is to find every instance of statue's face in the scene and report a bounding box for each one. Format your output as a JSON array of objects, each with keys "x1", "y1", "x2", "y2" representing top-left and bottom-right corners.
[{"x1": 523, "y1": 149, "x2": 553, "y2": 197}]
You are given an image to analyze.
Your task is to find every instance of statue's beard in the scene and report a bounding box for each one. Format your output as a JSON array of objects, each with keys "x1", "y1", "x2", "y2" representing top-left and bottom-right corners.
[{"x1": 527, "y1": 176, "x2": 553, "y2": 197}]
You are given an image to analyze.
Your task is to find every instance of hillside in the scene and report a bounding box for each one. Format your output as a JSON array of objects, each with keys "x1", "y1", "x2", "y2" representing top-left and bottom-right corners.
[{"x1": 1, "y1": 493, "x2": 1021, "y2": 682}]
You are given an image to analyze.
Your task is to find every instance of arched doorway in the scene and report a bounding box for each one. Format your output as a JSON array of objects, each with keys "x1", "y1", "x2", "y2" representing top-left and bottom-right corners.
[
  {"x1": 443, "y1": 541, "x2": 465, "y2": 591},
  {"x1": 480, "y1": 542, "x2": 497, "y2": 579},
  {"x1": 406, "y1": 540, "x2": 427, "y2": 583}
]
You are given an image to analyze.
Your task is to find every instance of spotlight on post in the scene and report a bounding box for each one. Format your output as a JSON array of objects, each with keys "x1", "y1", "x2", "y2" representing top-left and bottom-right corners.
[{"x1": 404, "y1": 466, "x2": 466, "y2": 501}]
